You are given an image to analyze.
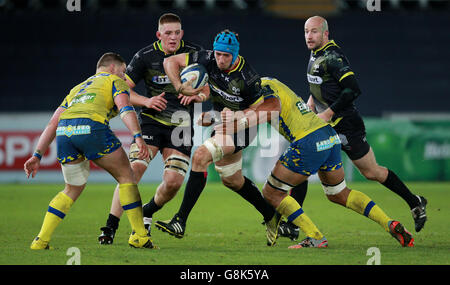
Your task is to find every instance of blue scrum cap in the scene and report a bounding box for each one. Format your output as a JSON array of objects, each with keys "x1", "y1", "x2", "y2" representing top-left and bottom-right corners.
[{"x1": 213, "y1": 30, "x2": 240, "y2": 66}]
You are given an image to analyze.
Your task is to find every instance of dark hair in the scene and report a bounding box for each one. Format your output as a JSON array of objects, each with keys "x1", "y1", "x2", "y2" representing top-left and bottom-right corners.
[
  {"x1": 96, "y1": 52, "x2": 126, "y2": 69},
  {"x1": 159, "y1": 13, "x2": 181, "y2": 26}
]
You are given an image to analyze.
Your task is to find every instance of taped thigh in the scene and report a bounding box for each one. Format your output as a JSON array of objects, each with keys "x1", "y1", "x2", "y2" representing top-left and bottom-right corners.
[
  {"x1": 265, "y1": 172, "x2": 294, "y2": 193},
  {"x1": 164, "y1": 154, "x2": 190, "y2": 177},
  {"x1": 61, "y1": 160, "x2": 90, "y2": 186},
  {"x1": 214, "y1": 158, "x2": 242, "y2": 178},
  {"x1": 203, "y1": 137, "x2": 224, "y2": 163},
  {"x1": 128, "y1": 143, "x2": 153, "y2": 167},
  {"x1": 322, "y1": 179, "x2": 346, "y2": 195}
]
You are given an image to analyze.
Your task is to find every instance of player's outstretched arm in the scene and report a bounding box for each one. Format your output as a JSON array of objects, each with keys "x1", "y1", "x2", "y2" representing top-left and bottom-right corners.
[
  {"x1": 114, "y1": 93, "x2": 149, "y2": 161},
  {"x1": 24, "y1": 106, "x2": 65, "y2": 178},
  {"x1": 245, "y1": 97, "x2": 281, "y2": 128}
]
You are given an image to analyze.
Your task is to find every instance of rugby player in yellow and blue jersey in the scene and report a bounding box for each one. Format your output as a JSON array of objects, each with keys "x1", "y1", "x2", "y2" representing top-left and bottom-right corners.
[
  {"x1": 24, "y1": 53, "x2": 156, "y2": 250},
  {"x1": 216, "y1": 77, "x2": 414, "y2": 248}
]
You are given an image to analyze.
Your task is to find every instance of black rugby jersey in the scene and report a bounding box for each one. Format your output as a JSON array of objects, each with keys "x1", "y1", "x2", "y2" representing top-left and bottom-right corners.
[
  {"x1": 307, "y1": 40, "x2": 357, "y2": 120},
  {"x1": 126, "y1": 40, "x2": 203, "y2": 126},
  {"x1": 187, "y1": 49, "x2": 263, "y2": 112}
]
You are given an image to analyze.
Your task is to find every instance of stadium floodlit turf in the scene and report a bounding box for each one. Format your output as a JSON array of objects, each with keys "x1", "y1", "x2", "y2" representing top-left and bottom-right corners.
[{"x1": 0, "y1": 182, "x2": 449, "y2": 265}]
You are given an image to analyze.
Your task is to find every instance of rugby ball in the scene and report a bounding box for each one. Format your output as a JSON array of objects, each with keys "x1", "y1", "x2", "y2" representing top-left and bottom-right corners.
[{"x1": 180, "y1": 63, "x2": 209, "y2": 89}]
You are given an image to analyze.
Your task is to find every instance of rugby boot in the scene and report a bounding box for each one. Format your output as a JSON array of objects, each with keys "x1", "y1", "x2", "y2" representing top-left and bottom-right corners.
[
  {"x1": 411, "y1": 195, "x2": 427, "y2": 232},
  {"x1": 288, "y1": 236, "x2": 328, "y2": 249},
  {"x1": 30, "y1": 237, "x2": 52, "y2": 250},
  {"x1": 388, "y1": 220, "x2": 414, "y2": 247},
  {"x1": 265, "y1": 212, "x2": 282, "y2": 246},
  {"x1": 155, "y1": 214, "x2": 185, "y2": 239},
  {"x1": 98, "y1": 226, "x2": 116, "y2": 245},
  {"x1": 144, "y1": 217, "x2": 152, "y2": 235},
  {"x1": 128, "y1": 231, "x2": 158, "y2": 249},
  {"x1": 278, "y1": 220, "x2": 300, "y2": 241}
]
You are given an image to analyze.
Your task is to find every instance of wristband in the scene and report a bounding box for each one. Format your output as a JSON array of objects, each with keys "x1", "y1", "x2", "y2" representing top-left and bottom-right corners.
[
  {"x1": 133, "y1": 132, "x2": 143, "y2": 139},
  {"x1": 33, "y1": 150, "x2": 42, "y2": 160}
]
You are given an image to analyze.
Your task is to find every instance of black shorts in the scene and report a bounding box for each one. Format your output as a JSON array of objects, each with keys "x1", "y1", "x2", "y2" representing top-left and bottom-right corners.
[
  {"x1": 333, "y1": 112, "x2": 370, "y2": 160},
  {"x1": 140, "y1": 119, "x2": 193, "y2": 157},
  {"x1": 210, "y1": 125, "x2": 258, "y2": 154}
]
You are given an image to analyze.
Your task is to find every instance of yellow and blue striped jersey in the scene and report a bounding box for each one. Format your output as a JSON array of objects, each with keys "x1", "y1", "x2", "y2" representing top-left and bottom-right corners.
[
  {"x1": 59, "y1": 72, "x2": 130, "y2": 125},
  {"x1": 261, "y1": 77, "x2": 328, "y2": 143}
]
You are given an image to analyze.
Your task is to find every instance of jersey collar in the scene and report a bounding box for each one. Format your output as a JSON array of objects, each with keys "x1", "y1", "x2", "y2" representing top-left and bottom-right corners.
[
  {"x1": 154, "y1": 40, "x2": 184, "y2": 55},
  {"x1": 312, "y1": 40, "x2": 339, "y2": 56},
  {"x1": 224, "y1": 55, "x2": 244, "y2": 74}
]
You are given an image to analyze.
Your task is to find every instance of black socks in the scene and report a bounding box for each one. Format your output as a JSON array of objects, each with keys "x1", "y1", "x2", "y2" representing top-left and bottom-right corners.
[
  {"x1": 177, "y1": 170, "x2": 208, "y2": 222},
  {"x1": 235, "y1": 176, "x2": 275, "y2": 222},
  {"x1": 382, "y1": 169, "x2": 419, "y2": 209}
]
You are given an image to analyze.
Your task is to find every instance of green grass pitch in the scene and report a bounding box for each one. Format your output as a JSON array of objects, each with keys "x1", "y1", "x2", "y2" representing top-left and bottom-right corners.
[{"x1": 0, "y1": 181, "x2": 449, "y2": 265}]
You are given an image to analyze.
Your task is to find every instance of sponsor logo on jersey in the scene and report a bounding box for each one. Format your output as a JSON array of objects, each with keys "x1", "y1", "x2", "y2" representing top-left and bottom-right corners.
[
  {"x1": 152, "y1": 75, "x2": 171, "y2": 84},
  {"x1": 307, "y1": 74, "x2": 323, "y2": 84},
  {"x1": 316, "y1": 134, "x2": 341, "y2": 152},
  {"x1": 56, "y1": 125, "x2": 91, "y2": 137},
  {"x1": 69, "y1": 93, "x2": 96, "y2": 107},
  {"x1": 210, "y1": 84, "x2": 243, "y2": 102}
]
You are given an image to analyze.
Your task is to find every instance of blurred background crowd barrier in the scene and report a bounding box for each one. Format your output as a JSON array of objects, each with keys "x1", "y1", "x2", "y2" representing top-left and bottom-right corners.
[{"x1": 1, "y1": 0, "x2": 449, "y2": 183}]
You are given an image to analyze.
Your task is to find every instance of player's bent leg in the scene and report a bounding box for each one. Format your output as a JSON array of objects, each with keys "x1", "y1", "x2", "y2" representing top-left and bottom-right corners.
[
  {"x1": 352, "y1": 148, "x2": 426, "y2": 231},
  {"x1": 144, "y1": 150, "x2": 189, "y2": 234},
  {"x1": 263, "y1": 161, "x2": 326, "y2": 248},
  {"x1": 94, "y1": 148, "x2": 155, "y2": 249},
  {"x1": 157, "y1": 150, "x2": 190, "y2": 204},
  {"x1": 217, "y1": 151, "x2": 277, "y2": 227},
  {"x1": 278, "y1": 181, "x2": 308, "y2": 241},
  {"x1": 31, "y1": 158, "x2": 86, "y2": 250},
  {"x1": 155, "y1": 137, "x2": 235, "y2": 238},
  {"x1": 216, "y1": 151, "x2": 245, "y2": 190},
  {"x1": 99, "y1": 145, "x2": 157, "y2": 245},
  {"x1": 319, "y1": 168, "x2": 414, "y2": 247}
]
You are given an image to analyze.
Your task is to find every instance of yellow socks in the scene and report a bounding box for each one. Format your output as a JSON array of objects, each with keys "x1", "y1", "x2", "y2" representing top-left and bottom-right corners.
[
  {"x1": 346, "y1": 190, "x2": 391, "y2": 231},
  {"x1": 119, "y1": 183, "x2": 147, "y2": 236},
  {"x1": 277, "y1": 196, "x2": 324, "y2": 240},
  {"x1": 36, "y1": 191, "x2": 74, "y2": 242}
]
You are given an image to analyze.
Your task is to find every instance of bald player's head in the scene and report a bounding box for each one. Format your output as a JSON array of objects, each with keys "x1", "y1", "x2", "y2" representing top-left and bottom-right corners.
[{"x1": 304, "y1": 16, "x2": 330, "y2": 50}]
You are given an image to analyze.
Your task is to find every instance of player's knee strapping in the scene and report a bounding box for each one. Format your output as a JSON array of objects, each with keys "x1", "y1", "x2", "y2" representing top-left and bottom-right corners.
[
  {"x1": 38, "y1": 192, "x2": 74, "y2": 241},
  {"x1": 266, "y1": 172, "x2": 294, "y2": 193},
  {"x1": 321, "y1": 179, "x2": 346, "y2": 195},
  {"x1": 203, "y1": 137, "x2": 224, "y2": 163},
  {"x1": 128, "y1": 143, "x2": 153, "y2": 167},
  {"x1": 164, "y1": 155, "x2": 190, "y2": 177},
  {"x1": 119, "y1": 183, "x2": 146, "y2": 236},
  {"x1": 215, "y1": 158, "x2": 242, "y2": 178},
  {"x1": 61, "y1": 160, "x2": 90, "y2": 186}
]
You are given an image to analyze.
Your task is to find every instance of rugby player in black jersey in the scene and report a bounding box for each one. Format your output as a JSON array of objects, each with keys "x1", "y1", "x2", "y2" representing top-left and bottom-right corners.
[
  {"x1": 98, "y1": 13, "x2": 205, "y2": 244},
  {"x1": 154, "y1": 30, "x2": 281, "y2": 246},
  {"x1": 279, "y1": 16, "x2": 427, "y2": 240}
]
